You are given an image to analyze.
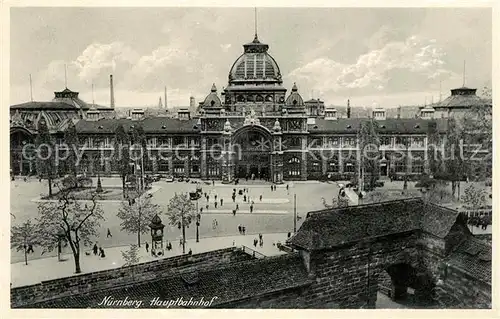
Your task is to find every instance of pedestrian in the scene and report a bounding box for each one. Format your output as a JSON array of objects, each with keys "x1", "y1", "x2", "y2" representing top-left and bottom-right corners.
[
  {"x1": 145, "y1": 242, "x2": 149, "y2": 253},
  {"x1": 215, "y1": 201, "x2": 218, "y2": 208},
  {"x1": 106, "y1": 228, "x2": 112, "y2": 238},
  {"x1": 287, "y1": 232, "x2": 291, "y2": 238},
  {"x1": 200, "y1": 207, "x2": 203, "y2": 214},
  {"x1": 99, "y1": 247, "x2": 106, "y2": 258},
  {"x1": 254, "y1": 239, "x2": 258, "y2": 247},
  {"x1": 168, "y1": 242, "x2": 172, "y2": 250},
  {"x1": 206, "y1": 204, "x2": 209, "y2": 210},
  {"x1": 212, "y1": 180, "x2": 215, "y2": 186},
  {"x1": 271, "y1": 185, "x2": 274, "y2": 192},
  {"x1": 220, "y1": 198, "x2": 223, "y2": 206},
  {"x1": 27, "y1": 244, "x2": 34, "y2": 254},
  {"x1": 232, "y1": 194, "x2": 236, "y2": 202},
  {"x1": 243, "y1": 195, "x2": 247, "y2": 202},
  {"x1": 215, "y1": 194, "x2": 218, "y2": 201},
  {"x1": 238, "y1": 224, "x2": 242, "y2": 234},
  {"x1": 232, "y1": 240, "x2": 235, "y2": 246},
  {"x1": 259, "y1": 233, "x2": 262, "y2": 241},
  {"x1": 233, "y1": 209, "x2": 236, "y2": 216},
  {"x1": 242, "y1": 226, "x2": 246, "y2": 235},
  {"x1": 260, "y1": 194, "x2": 262, "y2": 201},
  {"x1": 93, "y1": 243, "x2": 98, "y2": 255},
  {"x1": 250, "y1": 204, "x2": 253, "y2": 213},
  {"x1": 215, "y1": 219, "x2": 218, "y2": 227},
  {"x1": 286, "y1": 184, "x2": 289, "y2": 191},
  {"x1": 188, "y1": 249, "x2": 192, "y2": 256},
  {"x1": 236, "y1": 204, "x2": 239, "y2": 211},
  {"x1": 259, "y1": 239, "x2": 263, "y2": 248},
  {"x1": 204, "y1": 192, "x2": 207, "y2": 198},
  {"x1": 179, "y1": 237, "x2": 183, "y2": 247}
]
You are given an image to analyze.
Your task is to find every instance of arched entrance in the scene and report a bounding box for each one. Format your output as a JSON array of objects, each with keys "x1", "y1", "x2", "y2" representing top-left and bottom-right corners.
[
  {"x1": 10, "y1": 128, "x2": 36, "y2": 176},
  {"x1": 232, "y1": 126, "x2": 272, "y2": 180},
  {"x1": 377, "y1": 263, "x2": 437, "y2": 308}
]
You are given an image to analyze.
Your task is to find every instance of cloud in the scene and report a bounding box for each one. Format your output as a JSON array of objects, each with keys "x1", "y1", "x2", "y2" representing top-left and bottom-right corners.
[{"x1": 288, "y1": 35, "x2": 459, "y2": 99}]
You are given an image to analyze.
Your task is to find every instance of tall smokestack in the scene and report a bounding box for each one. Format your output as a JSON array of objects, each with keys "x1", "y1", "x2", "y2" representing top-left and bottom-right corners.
[
  {"x1": 190, "y1": 96, "x2": 195, "y2": 111},
  {"x1": 164, "y1": 86, "x2": 167, "y2": 109},
  {"x1": 110, "y1": 74, "x2": 115, "y2": 109},
  {"x1": 347, "y1": 99, "x2": 351, "y2": 118}
]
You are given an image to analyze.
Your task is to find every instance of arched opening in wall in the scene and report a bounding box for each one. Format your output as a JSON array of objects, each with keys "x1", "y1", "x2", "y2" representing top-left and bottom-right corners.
[
  {"x1": 376, "y1": 263, "x2": 437, "y2": 309},
  {"x1": 232, "y1": 126, "x2": 271, "y2": 180}
]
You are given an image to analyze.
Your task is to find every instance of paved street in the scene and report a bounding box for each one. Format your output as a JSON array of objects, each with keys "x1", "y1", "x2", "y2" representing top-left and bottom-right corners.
[
  {"x1": 10, "y1": 177, "x2": 339, "y2": 265},
  {"x1": 11, "y1": 232, "x2": 290, "y2": 287}
]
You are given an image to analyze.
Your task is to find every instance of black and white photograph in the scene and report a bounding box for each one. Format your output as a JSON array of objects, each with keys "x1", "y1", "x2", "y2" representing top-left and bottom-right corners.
[{"x1": 5, "y1": 3, "x2": 495, "y2": 312}]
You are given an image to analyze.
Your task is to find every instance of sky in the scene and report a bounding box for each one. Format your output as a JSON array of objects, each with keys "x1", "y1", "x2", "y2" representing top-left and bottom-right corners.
[{"x1": 10, "y1": 7, "x2": 492, "y2": 108}]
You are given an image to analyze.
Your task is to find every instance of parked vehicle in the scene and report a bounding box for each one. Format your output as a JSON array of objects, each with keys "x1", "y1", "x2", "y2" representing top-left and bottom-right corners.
[{"x1": 165, "y1": 175, "x2": 174, "y2": 183}]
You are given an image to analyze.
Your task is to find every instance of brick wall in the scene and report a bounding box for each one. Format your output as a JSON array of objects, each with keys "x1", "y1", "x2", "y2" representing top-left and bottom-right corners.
[
  {"x1": 11, "y1": 247, "x2": 253, "y2": 308},
  {"x1": 436, "y1": 265, "x2": 491, "y2": 309},
  {"x1": 302, "y1": 232, "x2": 422, "y2": 309}
]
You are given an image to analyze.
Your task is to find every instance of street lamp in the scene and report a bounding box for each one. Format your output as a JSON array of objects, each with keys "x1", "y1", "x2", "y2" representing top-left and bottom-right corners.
[{"x1": 196, "y1": 213, "x2": 201, "y2": 243}]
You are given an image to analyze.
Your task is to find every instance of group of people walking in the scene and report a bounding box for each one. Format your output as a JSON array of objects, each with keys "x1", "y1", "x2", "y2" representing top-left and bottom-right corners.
[
  {"x1": 237, "y1": 224, "x2": 246, "y2": 235},
  {"x1": 253, "y1": 233, "x2": 264, "y2": 248},
  {"x1": 92, "y1": 243, "x2": 106, "y2": 258}
]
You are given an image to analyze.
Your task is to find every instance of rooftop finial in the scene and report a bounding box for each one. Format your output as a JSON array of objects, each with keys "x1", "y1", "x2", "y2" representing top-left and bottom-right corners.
[
  {"x1": 254, "y1": 7, "x2": 258, "y2": 40},
  {"x1": 462, "y1": 60, "x2": 466, "y2": 87},
  {"x1": 64, "y1": 64, "x2": 67, "y2": 88}
]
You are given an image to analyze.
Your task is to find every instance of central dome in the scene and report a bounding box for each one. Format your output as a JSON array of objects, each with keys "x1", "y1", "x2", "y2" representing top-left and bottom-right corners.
[{"x1": 228, "y1": 35, "x2": 282, "y2": 85}]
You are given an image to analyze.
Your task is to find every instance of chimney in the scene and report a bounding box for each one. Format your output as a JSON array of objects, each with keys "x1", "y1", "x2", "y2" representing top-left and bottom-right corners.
[
  {"x1": 347, "y1": 99, "x2": 351, "y2": 118},
  {"x1": 190, "y1": 96, "x2": 196, "y2": 111},
  {"x1": 110, "y1": 75, "x2": 115, "y2": 109},
  {"x1": 164, "y1": 86, "x2": 167, "y2": 109},
  {"x1": 397, "y1": 106, "x2": 401, "y2": 119}
]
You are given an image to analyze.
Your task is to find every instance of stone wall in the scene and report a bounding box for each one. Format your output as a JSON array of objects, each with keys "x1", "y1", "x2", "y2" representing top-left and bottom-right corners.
[
  {"x1": 11, "y1": 247, "x2": 253, "y2": 308},
  {"x1": 302, "y1": 231, "x2": 421, "y2": 309},
  {"x1": 436, "y1": 265, "x2": 491, "y2": 309}
]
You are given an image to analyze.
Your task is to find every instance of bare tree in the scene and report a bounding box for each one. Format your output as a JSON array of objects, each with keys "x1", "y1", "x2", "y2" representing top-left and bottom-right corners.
[
  {"x1": 117, "y1": 190, "x2": 161, "y2": 247},
  {"x1": 11, "y1": 219, "x2": 39, "y2": 265},
  {"x1": 37, "y1": 187, "x2": 104, "y2": 273},
  {"x1": 166, "y1": 193, "x2": 196, "y2": 254}
]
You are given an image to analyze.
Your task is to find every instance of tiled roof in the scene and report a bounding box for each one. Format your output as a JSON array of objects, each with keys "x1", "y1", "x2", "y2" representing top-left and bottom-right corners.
[
  {"x1": 287, "y1": 198, "x2": 461, "y2": 251},
  {"x1": 75, "y1": 118, "x2": 201, "y2": 134},
  {"x1": 28, "y1": 253, "x2": 311, "y2": 308},
  {"x1": 431, "y1": 94, "x2": 491, "y2": 109},
  {"x1": 420, "y1": 203, "x2": 460, "y2": 238},
  {"x1": 308, "y1": 118, "x2": 448, "y2": 134},
  {"x1": 445, "y1": 237, "x2": 491, "y2": 284},
  {"x1": 287, "y1": 198, "x2": 424, "y2": 250},
  {"x1": 10, "y1": 101, "x2": 80, "y2": 110}
]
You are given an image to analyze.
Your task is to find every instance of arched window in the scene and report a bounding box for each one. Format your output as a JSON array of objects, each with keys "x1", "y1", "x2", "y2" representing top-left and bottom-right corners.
[
  {"x1": 287, "y1": 156, "x2": 301, "y2": 177},
  {"x1": 210, "y1": 100, "x2": 215, "y2": 107}
]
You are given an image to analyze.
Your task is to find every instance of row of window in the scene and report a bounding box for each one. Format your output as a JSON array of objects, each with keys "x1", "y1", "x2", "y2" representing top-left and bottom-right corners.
[{"x1": 306, "y1": 136, "x2": 430, "y2": 148}]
